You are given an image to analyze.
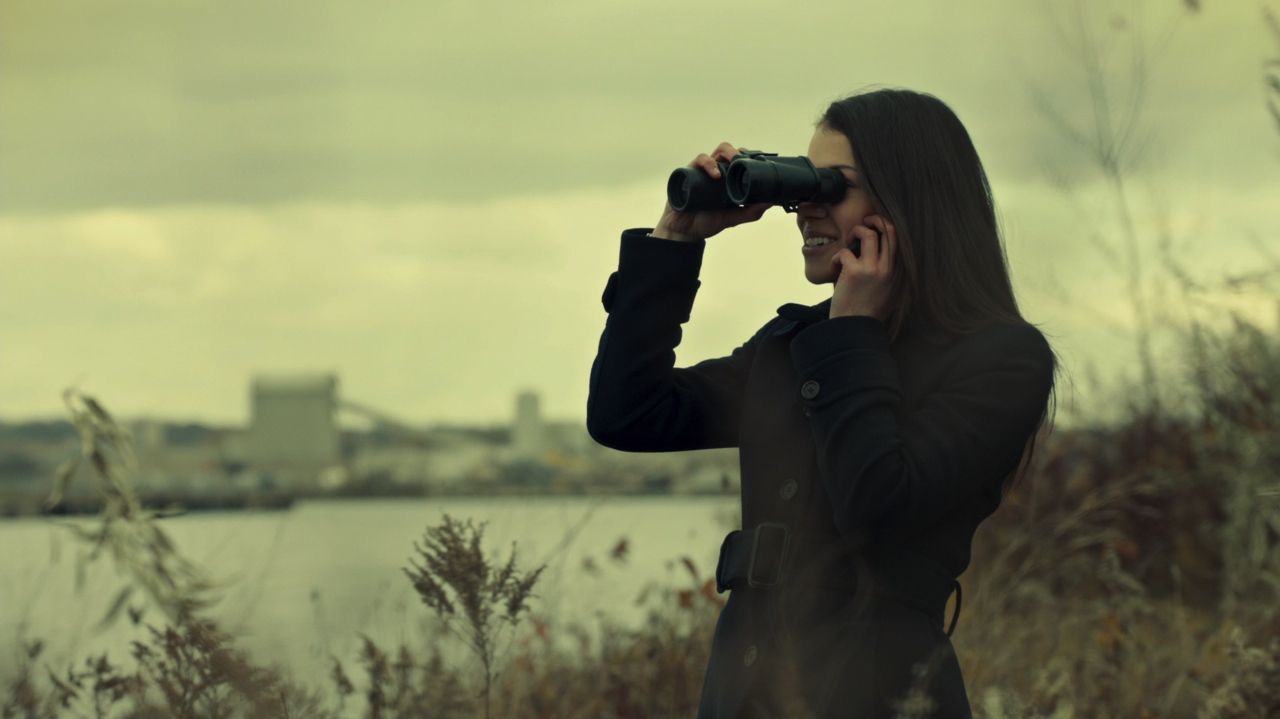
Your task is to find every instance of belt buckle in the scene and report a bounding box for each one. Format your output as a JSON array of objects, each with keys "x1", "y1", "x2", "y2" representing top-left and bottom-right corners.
[{"x1": 748, "y1": 522, "x2": 790, "y2": 588}]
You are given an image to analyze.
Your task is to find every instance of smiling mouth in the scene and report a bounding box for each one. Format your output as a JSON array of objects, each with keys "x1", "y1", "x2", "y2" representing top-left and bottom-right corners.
[{"x1": 803, "y1": 236, "x2": 839, "y2": 248}]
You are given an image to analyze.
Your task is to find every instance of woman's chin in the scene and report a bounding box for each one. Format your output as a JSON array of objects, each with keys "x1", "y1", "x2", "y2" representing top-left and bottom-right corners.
[{"x1": 803, "y1": 263, "x2": 839, "y2": 285}]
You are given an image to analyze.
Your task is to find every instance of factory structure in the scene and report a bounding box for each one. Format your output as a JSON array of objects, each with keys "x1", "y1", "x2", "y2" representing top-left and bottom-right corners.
[
  {"x1": 112, "y1": 372, "x2": 739, "y2": 497},
  {"x1": 245, "y1": 374, "x2": 342, "y2": 488}
]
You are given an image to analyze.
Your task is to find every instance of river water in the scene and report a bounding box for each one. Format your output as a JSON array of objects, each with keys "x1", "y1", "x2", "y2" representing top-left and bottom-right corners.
[{"x1": 0, "y1": 496, "x2": 739, "y2": 688}]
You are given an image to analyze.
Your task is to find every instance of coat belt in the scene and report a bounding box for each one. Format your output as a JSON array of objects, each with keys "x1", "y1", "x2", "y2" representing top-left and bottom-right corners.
[{"x1": 714, "y1": 524, "x2": 963, "y2": 637}]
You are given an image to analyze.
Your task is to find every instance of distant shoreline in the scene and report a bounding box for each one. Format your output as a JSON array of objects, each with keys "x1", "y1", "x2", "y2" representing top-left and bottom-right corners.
[
  {"x1": 0, "y1": 486, "x2": 737, "y2": 517},
  {"x1": 0, "y1": 492, "x2": 297, "y2": 517}
]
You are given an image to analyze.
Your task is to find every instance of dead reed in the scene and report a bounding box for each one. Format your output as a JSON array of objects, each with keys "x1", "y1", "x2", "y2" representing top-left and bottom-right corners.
[{"x1": 4, "y1": 307, "x2": 1280, "y2": 717}]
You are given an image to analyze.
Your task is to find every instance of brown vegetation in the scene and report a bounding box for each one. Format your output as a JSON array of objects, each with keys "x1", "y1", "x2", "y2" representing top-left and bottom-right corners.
[{"x1": 3, "y1": 295, "x2": 1279, "y2": 718}]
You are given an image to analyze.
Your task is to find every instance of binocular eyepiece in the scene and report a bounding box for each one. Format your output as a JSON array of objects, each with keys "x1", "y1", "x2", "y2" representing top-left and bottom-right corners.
[{"x1": 667, "y1": 149, "x2": 849, "y2": 213}]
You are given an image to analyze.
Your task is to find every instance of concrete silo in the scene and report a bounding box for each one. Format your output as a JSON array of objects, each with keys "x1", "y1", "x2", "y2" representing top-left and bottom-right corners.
[{"x1": 246, "y1": 373, "x2": 341, "y2": 489}]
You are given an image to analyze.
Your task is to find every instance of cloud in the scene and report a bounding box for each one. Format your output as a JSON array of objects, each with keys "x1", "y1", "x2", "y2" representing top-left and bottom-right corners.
[
  {"x1": 0, "y1": 184, "x2": 677, "y2": 423},
  {"x1": 2, "y1": 165, "x2": 1277, "y2": 425},
  {"x1": 3, "y1": 0, "x2": 1274, "y2": 212},
  {"x1": 3, "y1": 0, "x2": 1277, "y2": 426}
]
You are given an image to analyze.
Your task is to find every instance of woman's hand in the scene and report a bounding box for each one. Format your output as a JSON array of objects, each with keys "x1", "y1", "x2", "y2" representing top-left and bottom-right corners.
[
  {"x1": 652, "y1": 141, "x2": 772, "y2": 242},
  {"x1": 829, "y1": 214, "x2": 896, "y2": 321}
]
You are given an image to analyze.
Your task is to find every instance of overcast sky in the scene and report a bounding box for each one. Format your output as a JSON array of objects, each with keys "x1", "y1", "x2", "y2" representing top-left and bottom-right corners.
[{"x1": 2, "y1": 0, "x2": 1278, "y2": 429}]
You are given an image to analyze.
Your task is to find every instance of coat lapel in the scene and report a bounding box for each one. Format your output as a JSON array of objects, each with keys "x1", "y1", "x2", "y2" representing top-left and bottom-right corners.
[
  {"x1": 772, "y1": 298, "x2": 953, "y2": 346},
  {"x1": 770, "y1": 298, "x2": 831, "y2": 336},
  {"x1": 775, "y1": 298, "x2": 833, "y2": 326}
]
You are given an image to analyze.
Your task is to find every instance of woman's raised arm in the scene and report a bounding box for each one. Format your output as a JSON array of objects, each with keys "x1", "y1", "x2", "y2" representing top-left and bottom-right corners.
[{"x1": 586, "y1": 228, "x2": 775, "y2": 452}]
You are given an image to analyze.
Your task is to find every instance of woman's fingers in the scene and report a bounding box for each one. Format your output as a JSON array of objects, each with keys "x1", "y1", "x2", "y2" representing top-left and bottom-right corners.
[
  {"x1": 693, "y1": 152, "x2": 720, "y2": 178},
  {"x1": 741, "y1": 202, "x2": 770, "y2": 220},
  {"x1": 714, "y1": 141, "x2": 740, "y2": 160},
  {"x1": 710, "y1": 142, "x2": 746, "y2": 170},
  {"x1": 696, "y1": 142, "x2": 749, "y2": 178},
  {"x1": 863, "y1": 215, "x2": 895, "y2": 273},
  {"x1": 848, "y1": 225, "x2": 880, "y2": 268}
]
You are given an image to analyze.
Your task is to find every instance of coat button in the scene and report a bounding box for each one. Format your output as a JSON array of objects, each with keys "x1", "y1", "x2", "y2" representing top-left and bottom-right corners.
[
  {"x1": 743, "y1": 644, "x2": 758, "y2": 667},
  {"x1": 800, "y1": 380, "x2": 820, "y2": 400},
  {"x1": 779, "y1": 479, "x2": 798, "y2": 500}
]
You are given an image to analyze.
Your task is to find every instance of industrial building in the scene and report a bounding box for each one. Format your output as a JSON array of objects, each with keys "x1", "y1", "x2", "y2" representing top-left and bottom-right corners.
[{"x1": 245, "y1": 373, "x2": 342, "y2": 489}]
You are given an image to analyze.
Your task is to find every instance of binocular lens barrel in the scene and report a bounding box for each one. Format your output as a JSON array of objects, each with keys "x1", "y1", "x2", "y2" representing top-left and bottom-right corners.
[
  {"x1": 667, "y1": 162, "x2": 737, "y2": 213},
  {"x1": 666, "y1": 151, "x2": 849, "y2": 213}
]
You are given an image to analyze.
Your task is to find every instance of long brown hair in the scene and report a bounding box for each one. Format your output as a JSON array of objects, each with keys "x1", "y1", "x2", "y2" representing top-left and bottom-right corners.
[{"x1": 818, "y1": 86, "x2": 1062, "y2": 497}]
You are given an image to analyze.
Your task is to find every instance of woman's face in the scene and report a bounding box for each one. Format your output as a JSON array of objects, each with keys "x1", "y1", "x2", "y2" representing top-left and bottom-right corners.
[{"x1": 796, "y1": 124, "x2": 878, "y2": 285}]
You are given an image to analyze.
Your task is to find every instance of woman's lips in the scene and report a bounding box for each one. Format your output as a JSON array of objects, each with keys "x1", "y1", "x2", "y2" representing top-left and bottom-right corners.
[{"x1": 801, "y1": 236, "x2": 844, "y2": 256}]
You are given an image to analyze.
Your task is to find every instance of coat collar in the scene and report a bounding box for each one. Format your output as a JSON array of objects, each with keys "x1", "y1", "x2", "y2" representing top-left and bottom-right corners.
[
  {"x1": 775, "y1": 297, "x2": 833, "y2": 325},
  {"x1": 773, "y1": 298, "x2": 953, "y2": 345}
]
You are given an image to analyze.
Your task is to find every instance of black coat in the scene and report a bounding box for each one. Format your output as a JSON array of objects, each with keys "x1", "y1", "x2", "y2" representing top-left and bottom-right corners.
[{"x1": 587, "y1": 228, "x2": 1055, "y2": 718}]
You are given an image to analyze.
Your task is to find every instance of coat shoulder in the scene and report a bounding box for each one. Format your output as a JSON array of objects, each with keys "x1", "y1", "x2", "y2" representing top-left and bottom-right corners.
[
  {"x1": 947, "y1": 320, "x2": 1056, "y2": 385},
  {"x1": 957, "y1": 319, "x2": 1052, "y2": 358}
]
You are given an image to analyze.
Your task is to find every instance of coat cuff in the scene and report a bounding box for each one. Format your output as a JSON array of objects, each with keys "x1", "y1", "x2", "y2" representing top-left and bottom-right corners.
[
  {"x1": 619, "y1": 227, "x2": 707, "y2": 273},
  {"x1": 601, "y1": 228, "x2": 707, "y2": 322},
  {"x1": 789, "y1": 316, "x2": 898, "y2": 411}
]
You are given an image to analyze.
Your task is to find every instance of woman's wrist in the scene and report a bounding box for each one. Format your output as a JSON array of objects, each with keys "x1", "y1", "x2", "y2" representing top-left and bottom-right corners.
[{"x1": 648, "y1": 224, "x2": 700, "y2": 243}]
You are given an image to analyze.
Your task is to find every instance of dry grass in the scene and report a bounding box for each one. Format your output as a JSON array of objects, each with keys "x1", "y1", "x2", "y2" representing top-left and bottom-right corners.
[
  {"x1": 4, "y1": 310, "x2": 1280, "y2": 717},
  {"x1": 952, "y1": 311, "x2": 1280, "y2": 718}
]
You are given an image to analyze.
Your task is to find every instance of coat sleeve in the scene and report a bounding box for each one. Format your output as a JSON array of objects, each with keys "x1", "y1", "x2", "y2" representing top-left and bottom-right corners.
[
  {"x1": 789, "y1": 315, "x2": 1055, "y2": 542},
  {"x1": 586, "y1": 228, "x2": 768, "y2": 452}
]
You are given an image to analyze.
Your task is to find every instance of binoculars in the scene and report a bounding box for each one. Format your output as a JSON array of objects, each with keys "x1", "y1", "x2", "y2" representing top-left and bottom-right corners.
[{"x1": 667, "y1": 149, "x2": 850, "y2": 213}]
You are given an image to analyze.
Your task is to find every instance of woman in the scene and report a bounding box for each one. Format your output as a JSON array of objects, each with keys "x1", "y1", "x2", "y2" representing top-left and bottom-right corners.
[{"x1": 587, "y1": 87, "x2": 1060, "y2": 718}]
